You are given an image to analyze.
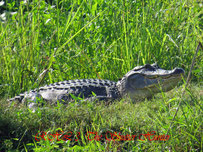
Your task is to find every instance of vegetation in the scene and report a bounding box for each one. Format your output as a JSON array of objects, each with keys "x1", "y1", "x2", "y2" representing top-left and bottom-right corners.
[{"x1": 0, "y1": 0, "x2": 202, "y2": 151}]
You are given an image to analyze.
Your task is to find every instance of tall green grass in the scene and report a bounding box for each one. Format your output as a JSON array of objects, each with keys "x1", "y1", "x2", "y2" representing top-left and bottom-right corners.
[
  {"x1": 0, "y1": 0, "x2": 202, "y2": 97},
  {"x1": 0, "y1": 0, "x2": 202, "y2": 151}
]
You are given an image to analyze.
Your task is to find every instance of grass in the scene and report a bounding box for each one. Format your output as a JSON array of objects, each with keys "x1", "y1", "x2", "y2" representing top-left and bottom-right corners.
[
  {"x1": 0, "y1": 84, "x2": 202, "y2": 151},
  {"x1": 0, "y1": 0, "x2": 202, "y2": 151}
]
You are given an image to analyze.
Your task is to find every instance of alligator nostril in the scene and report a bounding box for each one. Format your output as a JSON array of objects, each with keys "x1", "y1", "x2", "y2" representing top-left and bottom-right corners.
[{"x1": 173, "y1": 68, "x2": 185, "y2": 74}]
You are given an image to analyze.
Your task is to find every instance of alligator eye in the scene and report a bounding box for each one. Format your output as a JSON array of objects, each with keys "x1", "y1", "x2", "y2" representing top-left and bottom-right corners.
[
  {"x1": 145, "y1": 64, "x2": 151, "y2": 68},
  {"x1": 144, "y1": 64, "x2": 155, "y2": 71}
]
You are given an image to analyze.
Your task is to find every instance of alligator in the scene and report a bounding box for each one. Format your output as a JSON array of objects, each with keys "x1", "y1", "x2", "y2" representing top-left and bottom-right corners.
[{"x1": 9, "y1": 63, "x2": 184, "y2": 107}]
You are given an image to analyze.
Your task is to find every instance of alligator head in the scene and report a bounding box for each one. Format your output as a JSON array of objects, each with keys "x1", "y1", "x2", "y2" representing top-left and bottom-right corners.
[{"x1": 117, "y1": 63, "x2": 184, "y2": 100}]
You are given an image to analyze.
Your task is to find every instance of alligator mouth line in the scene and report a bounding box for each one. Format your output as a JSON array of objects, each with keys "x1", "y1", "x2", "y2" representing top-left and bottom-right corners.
[
  {"x1": 144, "y1": 73, "x2": 184, "y2": 80},
  {"x1": 141, "y1": 75, "x2": 184, "y2": 90}
]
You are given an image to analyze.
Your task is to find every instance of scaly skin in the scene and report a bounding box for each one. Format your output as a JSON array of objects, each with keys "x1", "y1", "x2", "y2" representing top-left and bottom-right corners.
[{"x1": 9, "y1": 79, "x2": 120, "y2": 103}]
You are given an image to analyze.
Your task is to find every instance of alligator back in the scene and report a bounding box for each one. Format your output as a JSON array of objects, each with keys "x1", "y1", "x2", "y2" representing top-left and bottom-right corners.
[{"x1": 9, "y1": 79, "x2": 120, "y2": 103}]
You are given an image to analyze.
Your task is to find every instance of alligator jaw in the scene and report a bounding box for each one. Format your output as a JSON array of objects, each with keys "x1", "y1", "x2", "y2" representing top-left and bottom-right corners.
[{"x1": 117, "y1": 63, "x2": 184, "y2": 100}]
